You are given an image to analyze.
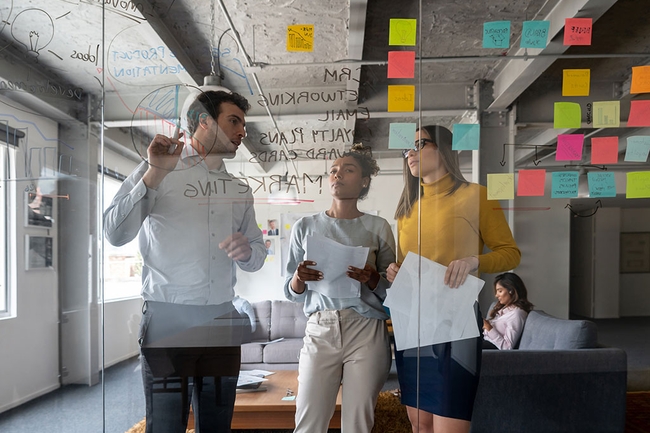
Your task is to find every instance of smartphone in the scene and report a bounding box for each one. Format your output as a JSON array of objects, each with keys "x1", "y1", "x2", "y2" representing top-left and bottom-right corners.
[{"x1": 169, "y1": 119, "x2": 180, "y2": 154}]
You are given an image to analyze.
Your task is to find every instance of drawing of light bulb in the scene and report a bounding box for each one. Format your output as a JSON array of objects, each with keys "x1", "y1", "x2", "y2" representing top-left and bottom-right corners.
[{"x1": 11, "y1": 8, "x2": 54, "y2": 62}]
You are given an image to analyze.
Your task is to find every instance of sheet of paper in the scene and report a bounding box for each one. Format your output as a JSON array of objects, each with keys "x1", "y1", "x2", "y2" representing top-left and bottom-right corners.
[
  {"x1": 626, "y1": 172, "x2": 650, "y2": 199},
  {"x1": 384, "y1": 252, "x2": 484, "y2": 350},
  {"x1": 551, "y1": 171, "x2": 579, "y2": 199},
  {"x1": 591, "y1": 136, "x2": 619, "y2": 164},
  {"x1": 305, "y1": 234, "x2": 368, "y2": 298},
  {"x1": 517, "y1": 169, "x2": 546, "y2": 197}
]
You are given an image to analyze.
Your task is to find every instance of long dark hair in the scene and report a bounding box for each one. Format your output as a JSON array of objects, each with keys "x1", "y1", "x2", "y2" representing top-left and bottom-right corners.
[
  {"x1": 394, "y1": 125, "x2": 469, "y2": 219},
  {"x1": 488, "y1": 272, "x2": 534, "y2": 319}
]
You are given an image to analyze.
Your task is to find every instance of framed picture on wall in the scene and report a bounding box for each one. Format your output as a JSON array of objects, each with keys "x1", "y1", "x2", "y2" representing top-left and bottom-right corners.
[
  {"x1": 25, "y1": 235, "x2": 54, "y2": 270},
  {"x1": 620, "y1": 232, "x2": 650, "y2": 273},
  {"x1": 25, "y1": 191, "x2": 54, "y2": 228}
]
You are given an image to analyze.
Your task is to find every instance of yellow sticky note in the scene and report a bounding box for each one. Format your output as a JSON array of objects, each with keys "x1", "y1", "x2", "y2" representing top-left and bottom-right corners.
[
  {"x1": 592, "y1": 101, "x2": 620, "y2": 128},
  {"x1": 630, "y1": 66, "x2": 650, "y2": 94},
  {"x1": 387, "y1": 85, "x2": 415, "y2": 112},
  {"x1": 487, "y1": 173, "x2": 515, "y2": 200},
  {"x1": 389, "y1": 19, "x2": 417, "y2": 46},
  {"x1": 626, "y1": 172, "x2": 650, "y2": 199},
  {"x1": 287, "y1": 25, "x2": 314, "y2": 52},
  {"x1": 562, "y1": 69, "x2": 590, "y2": 96}
]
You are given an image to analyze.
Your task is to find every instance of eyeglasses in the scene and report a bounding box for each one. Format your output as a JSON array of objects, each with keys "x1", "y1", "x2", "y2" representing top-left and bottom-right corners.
[{"x1": 402, "y1": 138, "x2": 436, "y2": 158}]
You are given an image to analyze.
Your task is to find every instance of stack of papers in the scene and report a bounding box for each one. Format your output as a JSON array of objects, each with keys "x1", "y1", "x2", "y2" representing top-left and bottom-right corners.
[
  {"x1": 384, "y1": 252, "x2": 484, "y2": 351},
  {"x1": 237, "y1": 369, "x2": 273, "y2": 389}
]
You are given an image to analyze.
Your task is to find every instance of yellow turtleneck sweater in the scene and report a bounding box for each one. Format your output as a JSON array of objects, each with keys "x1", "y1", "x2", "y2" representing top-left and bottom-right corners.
[{"x1": 397, "y1": 174, "x2": 521, "y2": 274}]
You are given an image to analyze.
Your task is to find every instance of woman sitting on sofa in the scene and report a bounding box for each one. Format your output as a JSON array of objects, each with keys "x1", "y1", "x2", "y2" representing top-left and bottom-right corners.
[{"x1": 483, "y1": 272, "x2": 534, "y2": 350}]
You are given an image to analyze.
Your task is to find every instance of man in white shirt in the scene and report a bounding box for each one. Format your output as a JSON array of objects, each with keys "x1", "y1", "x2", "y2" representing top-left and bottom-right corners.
[{"x1": 104, "y1": 90, "x2": 266, "y2": 433}]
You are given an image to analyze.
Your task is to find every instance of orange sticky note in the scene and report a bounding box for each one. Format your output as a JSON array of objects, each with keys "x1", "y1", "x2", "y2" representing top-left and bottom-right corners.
[
  {"x1": 630, "y1": 66, "x2": 650, "y2": 94},
  {"x1": 517, "y1": 169, "x2": 546, "y2": 197},
  {"x1": 287, "y1": 25, "x2": 314, "y2": 52},
  {"x1": 564, "y1": 18, "x2": 592, "y2": 46},
  {"x1": 627, "y1": 100, "x2": 650, "y2": 127},
  {"x1": 387, "y1": 85, "x2": 415, "y2": 112},
  {"x1": 387, "y1": 51, "x2": 416, "y2": 78},
  {"x1": 562, "y1": 69, "x2": 590, "y2": 96},
  {"x1": 591, "y1": 137, "x2": 619, "y2": 164}
]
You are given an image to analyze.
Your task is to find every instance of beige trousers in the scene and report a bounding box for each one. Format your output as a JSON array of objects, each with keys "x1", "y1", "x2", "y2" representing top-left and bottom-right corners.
[{"x1": 293, "y1": 309, "x2": 391, "y2": 433}]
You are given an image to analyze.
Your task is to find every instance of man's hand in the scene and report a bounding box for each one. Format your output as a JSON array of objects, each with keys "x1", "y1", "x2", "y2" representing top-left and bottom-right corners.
[
  {"x1": 386, "y1": 262, "x2": 401, "y2": 283},
  {"x1": 444, "y1": 256, "x2": 479, "y2": 288},
  {"x1": 219, "y1": 232, "x2": 252, "y2": 262},
  {"x1": 347, "y1": 264, "x2": 380, "y2": 290},
  {"x1": 142, "y1": 133, "x2": 185, "y2": 189}
]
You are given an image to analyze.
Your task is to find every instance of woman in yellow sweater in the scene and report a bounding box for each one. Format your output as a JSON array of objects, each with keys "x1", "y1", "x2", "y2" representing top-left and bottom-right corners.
[{"x1": 386, "y1": 125, "x2": 520, "y2": 433}]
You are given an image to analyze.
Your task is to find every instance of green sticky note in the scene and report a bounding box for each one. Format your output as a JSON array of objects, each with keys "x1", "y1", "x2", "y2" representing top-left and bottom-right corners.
[
  {"x1": 483, "y1": 21, "x2": 511, "y2": 49},
  {"x1": 452, "y1": 124, "x2": 480, "y2": 150},
  {"x1": 521, "y1": 21, "x2": 550, "y2": 49},
  {"x1": 588, "y1": 172, "x2": 616, "y2": 198},
  {"x1": 389, "y1": 123, "x2": 417, "y2": 149},
  {"x1": 487, "y1": 173, "x2": 515, "y2": 200},
  {"x1": 624, "y1": 136, "x2": 650, "y2": 162},
  {"x1": 551, "y1": 171, "x2": 579, "y2": 199},
  {"x1": 626, "y1": 172, "x2": 650, "y2": 199},
  {"x1": 554, "y1": 102, "x2": 581, "y2": 128},
  {"x1": 389, "y1": 19, "x2": 417, "y2": 46}
]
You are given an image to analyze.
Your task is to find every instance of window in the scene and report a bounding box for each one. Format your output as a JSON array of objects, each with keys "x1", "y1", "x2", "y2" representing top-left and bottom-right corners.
[{"x1": 102, "y1": 175, "x2": 142, "y2": 301}]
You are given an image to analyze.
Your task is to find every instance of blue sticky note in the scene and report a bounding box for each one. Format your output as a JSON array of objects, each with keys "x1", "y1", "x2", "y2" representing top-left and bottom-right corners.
[
  {"x1": 624, "y1": 136, "x2": 650, "y2": 162},
  {"x1": 483, "y1": 21, "x2": 511, "y2": 49},
  {"x1": 388, "y1": 123, "x2": 417, "y2": 149},
  {"x1": 520, "y1": 21, "x2": 550, "y2": 49},
  {"x1": 452, "y1": 124, "x2": 480, "y2": 150},
  {"x1": 588, "y1": 172, "x2": 617, "y2": 198},
  {"x1": 551, "y1": 171, "x2": 579, "y2": 198}
]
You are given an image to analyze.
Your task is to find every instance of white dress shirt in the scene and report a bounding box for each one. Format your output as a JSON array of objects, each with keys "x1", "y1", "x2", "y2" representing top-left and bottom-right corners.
[
  {"x1": 484, "y1": 305, "x2": 528, "y2": 350},
  {"x1": 104, "y1": 148, "x2": 265, "y2": 305}
]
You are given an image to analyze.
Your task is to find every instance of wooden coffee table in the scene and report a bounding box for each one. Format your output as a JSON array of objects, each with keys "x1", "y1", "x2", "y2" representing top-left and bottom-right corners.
[{"x1": 231, "y1": 370, "x2": 342, "y2": 429}]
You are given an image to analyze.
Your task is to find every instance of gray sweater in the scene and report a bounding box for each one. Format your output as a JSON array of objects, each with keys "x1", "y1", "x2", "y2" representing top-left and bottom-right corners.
[{"x1": 284, "y1": 211, "x2": 396, "y2": 320}]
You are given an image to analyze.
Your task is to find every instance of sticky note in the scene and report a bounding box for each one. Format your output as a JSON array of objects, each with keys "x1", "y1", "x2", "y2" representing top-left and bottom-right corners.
[
  {"x1": 452, "y1": 124, "x2": 480, "y2": 150},
  {"x1": 631, "y1": 66, "x2": 650, "y2": 94},
  {"x1": 564, "y1": 18, "x2": 592, "y2": 46},
  {"x1": 554, "y1": 102, "x2": 581, "y2": 128},
  {"x1": 592, "y1": 101, "x2": 620, "y2": 128},
  {"x1": 282, "y1": 396, "x2": 296, "y2": 401},
  {"x1": 483, "y1": 21, "x2": 511, "y2": 49},
  {"x1": 624, "y1": 136, "x2": 650, "y2": 162},
  {"x1": 387, "y1": 51, "x2": 416, "y2": 78},
  {"x1": 487, "y1": 173, "x2": 515, "y2": 200},
  {"x1": 556, "y1": 134, "x2": 584, "y2": 161},
  {"x1": 520, "y1": 20, "x2": 550, "y2": 49},
  {"x1": 626, "y1": 172, "x2": 650, "y2": 199},
  {"x1": 287, "y1": 25, "x2": 314, "y2": 52},
  {"x1": 562, "y1": 69, "x2": 590, "y2": 97},
  {"x1": 588, "y1": 172, "x2": 616, "y2": 198},
  {"x1": 591, "y1": 137, "x2": 619, "y2": 164},
  {"x1": 517, "y1": 169, "x2": 546, "y2": 197},
  {"x1": 389, "y1": 123, "x2": 417, "y2": 149},
  {"x1": 389, "y1": 19, "x2": 417, "y2": 46},
  {"x1": 551, "y1": 171, "x2": 579, "y2": 199},
  {"x1": 627, "y1": 100, "x2": 650, "y2": 127},
  {"x1": 387, "y1": 85, "x2": 415, "y2": 112}
]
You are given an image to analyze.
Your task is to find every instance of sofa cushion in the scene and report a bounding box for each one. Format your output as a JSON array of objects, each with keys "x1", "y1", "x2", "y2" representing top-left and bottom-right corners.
[
  {"x1": 518, "y1": 310, "x2": 597, "y2": 350},
  {"x1": 251, "y1": 300, "x2": 272, "y2": 341},
  {"x1": 262, "y1": 338, "x2": 304, "y2": 364},
  {"x1": 240, "y1": 342, "x2": 264, "y2": 364},
  {"x1": 270, "y1": 300, "x2": 308, "y2": 340}
]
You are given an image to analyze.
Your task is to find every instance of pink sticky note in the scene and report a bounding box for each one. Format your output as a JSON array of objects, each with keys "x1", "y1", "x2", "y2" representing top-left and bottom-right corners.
[
  {"x1": 591, "y1": 137, "x2": 619, "y2": 164},
  {"x1": 387, "y1": 51, "x2": 416, "y2": 79},
  {"x1": 564, "y1": 18, "x2": 592, "y2": 46},
  {"x1": 517, "y1": 169, "x2": 546, "y2": 197},
  {"x1": 627, "y1": 100, "x2": 650, "y2": 127},
  {"x1": 556, "y1": 134, "x2": 584, "y2": 161}
]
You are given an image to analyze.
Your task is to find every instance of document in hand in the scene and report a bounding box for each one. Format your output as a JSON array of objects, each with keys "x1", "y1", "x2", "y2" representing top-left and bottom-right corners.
[
  {"x1": 384, "y1": 252, "x2": 484, "y2": 350},
  {"x1": 305, "y1": 234, "x2": 369, "y2": 298}
]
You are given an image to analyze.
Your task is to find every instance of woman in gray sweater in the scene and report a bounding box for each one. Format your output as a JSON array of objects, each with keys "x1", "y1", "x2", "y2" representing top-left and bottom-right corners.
[{"x1": 284, "y1": 144, "x2": 396, "y2": 433}]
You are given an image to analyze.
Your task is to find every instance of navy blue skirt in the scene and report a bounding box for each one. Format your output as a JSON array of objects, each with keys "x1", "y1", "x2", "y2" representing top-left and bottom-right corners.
[{"x1": 394, "y1": 304, "x2": 483, "y2": 421}]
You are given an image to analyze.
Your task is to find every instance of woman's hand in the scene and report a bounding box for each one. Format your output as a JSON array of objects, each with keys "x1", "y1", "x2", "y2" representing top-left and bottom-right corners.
[
  {"x1": 386, "y1": 262, "x2": 400, "y2": 283},
  {"x1": 347, "y1": 264, "x2": 380, "y2": 290},
  {"x1": 444, "y1": 256, "x2": 479, "y2": 288},
  {"x1": 290, "y1": 260, "x2": 322, "y2": 294},
  {"x1": 483, "y1": 319, "x2": 492, "y2": 332}
]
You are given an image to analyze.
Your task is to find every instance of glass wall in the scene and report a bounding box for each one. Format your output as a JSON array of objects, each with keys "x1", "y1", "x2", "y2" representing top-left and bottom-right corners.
[{"x1": 0, "y1": 0, "x2": 648, "y2": 432}]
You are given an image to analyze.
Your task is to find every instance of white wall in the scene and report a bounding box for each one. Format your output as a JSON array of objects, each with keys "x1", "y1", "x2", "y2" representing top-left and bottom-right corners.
[{"x1": 620, "y1": 208, "x2": 650, "y2": 316}]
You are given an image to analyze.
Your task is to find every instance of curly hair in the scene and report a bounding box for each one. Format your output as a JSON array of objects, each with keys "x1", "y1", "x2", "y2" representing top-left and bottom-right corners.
[{"x1": 340, "y1": 143, "x2": 380, "y2": 200}]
